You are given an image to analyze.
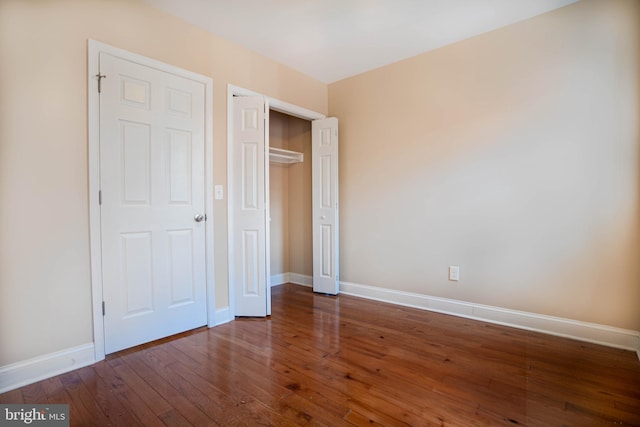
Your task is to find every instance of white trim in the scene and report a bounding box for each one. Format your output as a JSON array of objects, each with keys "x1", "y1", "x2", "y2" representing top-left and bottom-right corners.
[
  {"x1": 289, "y1": 273, "x2": 313, "y2": 287},
  {"x1": 270, "y1": 272, "x2": 313, "y2": 287},
  {"x1": 265, "y1": 100, "x2": 272, "y2": 316},
  {"x1": 226, "y1": 86, "x2": 236, "y2": 318},
  {"x1": 87, "y1": 40, "x2": 105, "y2": 362},
  {"x1": 213, "y1": 307, "x2": 234, "y2": 326},
  {"x1": 228, "y1": 85, "x2": 325, "y2": 121},
  {"x1": 203, "y1": 62, "x2": 216, "y2": 329},
  {"x1": 340, "y1": 281, "x2": 640, "y2": 354},
  {"x1": 0, "y1": 344, "x2": 96, "y2": 394},
  {"x1": 270, "y1": 273, "x2": 289, "y2": 287},
  {"x1": 88, "y1": 40, "x2": 215, "y2": 360}
]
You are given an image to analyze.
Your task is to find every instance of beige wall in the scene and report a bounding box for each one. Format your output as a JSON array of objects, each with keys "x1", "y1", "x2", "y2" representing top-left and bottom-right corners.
[
  {"x1": 0, "y1": 0, "x2": 327, "y2": 366},
  {"x1": 329, "y1": 0, "x2": 640, "y2": 330},
  {"x1": 287, "y1": 116, "x2": 313, "y2": 277},
  {"x1": 269, "y1": 112, "x2": 290, "y2": 275},
  {"x1": 269, "y1": 112, "x2": 313, "y2": 278}
]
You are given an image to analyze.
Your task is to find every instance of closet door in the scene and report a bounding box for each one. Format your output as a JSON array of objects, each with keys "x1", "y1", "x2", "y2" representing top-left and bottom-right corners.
[
  {"x1": 312, "y1": 118, "x2": 339, "y2": 294},
  {"x1": 231, "y1": 96, "x2": 269, "y2": 316}
]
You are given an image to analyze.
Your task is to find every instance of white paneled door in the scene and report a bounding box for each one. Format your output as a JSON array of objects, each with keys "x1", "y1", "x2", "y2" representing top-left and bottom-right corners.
[
  {"x1": 99, "y1": 52, "x2": 207, "y2": 354},
  {"x1": 231, "y1": 96, "x2": 269, "y2": 317},
  {"x1": 312, "y1": 118, "x2": 339, "y2": 295}
]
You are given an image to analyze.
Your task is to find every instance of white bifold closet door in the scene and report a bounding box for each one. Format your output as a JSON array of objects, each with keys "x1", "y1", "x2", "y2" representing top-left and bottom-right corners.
[
  {"x1": 312, "y1": 118, "x2": 339, "y2": 295},
  {"x1": 231, "y1": 96, "x2": 270, "y2": 316},
  {"x1": 230, "y1": 95, "x2": 339, "y2": 316}
]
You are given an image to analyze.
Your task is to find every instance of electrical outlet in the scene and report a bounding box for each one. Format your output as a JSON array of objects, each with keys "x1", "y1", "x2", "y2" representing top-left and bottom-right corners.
[{"x1": 449, "y1": 266, "x2": 460, "y2": 281}]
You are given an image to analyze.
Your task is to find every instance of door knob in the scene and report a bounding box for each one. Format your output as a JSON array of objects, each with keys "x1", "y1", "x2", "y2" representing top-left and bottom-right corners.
[{"x1": 194, "y1": 214, "x2": 205, "y2": 222}]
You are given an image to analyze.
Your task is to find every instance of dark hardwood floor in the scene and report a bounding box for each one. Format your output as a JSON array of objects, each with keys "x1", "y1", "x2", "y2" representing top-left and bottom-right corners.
[{"x1": 2, "y1": 283, "x2": 639, "y2": 426}]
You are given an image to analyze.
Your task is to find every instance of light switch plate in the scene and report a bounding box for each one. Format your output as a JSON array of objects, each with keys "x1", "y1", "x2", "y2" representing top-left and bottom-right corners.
[
  {"x1": 449, "y1": 266, "x2": 460, "y2": 281},
  {"x1": 214, "y1": 185, "x2": 224, "y2": 200}
]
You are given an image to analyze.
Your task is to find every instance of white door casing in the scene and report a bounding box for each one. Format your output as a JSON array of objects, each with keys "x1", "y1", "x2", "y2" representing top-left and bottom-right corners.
[
  {"x1": 230, "y1": 96, "x2": 269, "y2": 316},
  {"x1": 312, "y1": 118, "x2": 340, "y2": 295},
  {"x1": 90, "y1": 43, "x2": 213, "y2": 356},
  {"x1": 264, "y1": 101, "x2": 272, "y2": 315}
]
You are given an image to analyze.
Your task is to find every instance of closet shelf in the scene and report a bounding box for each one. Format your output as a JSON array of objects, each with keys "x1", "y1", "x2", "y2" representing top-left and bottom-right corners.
[{"x1": 269, "y1": 147, "x2": 303, "y2": 164}]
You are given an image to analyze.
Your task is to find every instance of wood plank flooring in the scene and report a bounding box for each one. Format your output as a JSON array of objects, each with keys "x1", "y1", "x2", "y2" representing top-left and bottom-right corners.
[{"x1": 2, "y1": 283, "x2": 639, "y2": 426}]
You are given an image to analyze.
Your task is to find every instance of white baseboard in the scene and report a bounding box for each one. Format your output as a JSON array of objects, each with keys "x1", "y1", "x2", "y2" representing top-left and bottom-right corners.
[
  {"x1": 270, "y1": 273, "x2": 289, "y2": 287},
  {"x1": 288, "y1": 273, "x2": 312, "y2": 287},
  {"x1": 213, "y1": 307, "x2": 233, "y2": 326},
  {"x1": 340, "y1": 281, "x2": 640, "y2": 354},
  {"x1": 270, "y1": 272, "x2": 312, "y2": 287},
  {"x1": 0, "y1": 343, "x2": 96, "y2": 394}
]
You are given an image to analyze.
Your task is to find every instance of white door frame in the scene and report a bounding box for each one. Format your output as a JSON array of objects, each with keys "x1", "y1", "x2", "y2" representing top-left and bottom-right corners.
[
  {"x1": 88, "y1": 40, "x2": 215, "y2": 361},
  {"x1": 227, "y1": 85, "x2": 325, "y2": 316}
]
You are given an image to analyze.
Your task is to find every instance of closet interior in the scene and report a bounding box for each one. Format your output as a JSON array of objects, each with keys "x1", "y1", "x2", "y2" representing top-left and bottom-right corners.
[{"x1": 269, "y1": 111, "x2": 313, "y2": 285}]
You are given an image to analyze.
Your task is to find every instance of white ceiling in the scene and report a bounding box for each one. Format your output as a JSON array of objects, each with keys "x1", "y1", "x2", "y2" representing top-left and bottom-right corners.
[{"x1": 144, "y1": 0, "x2": 580, "y2": 83}]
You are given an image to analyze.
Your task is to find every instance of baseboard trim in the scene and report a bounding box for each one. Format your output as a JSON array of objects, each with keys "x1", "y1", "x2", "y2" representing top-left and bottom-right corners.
[
  {"x1": 0, "y1": 343, "x2": 96, "y2": 394},
  {"x1": 270, "y1": 273, "x2": 289, "y2": 287},
  {"x1": 270, "y1": 273, "x2": 312, "y2": 288},
  {"x1": 340, "y1": 281, "x2": 640, "y2": 354},
  {"x1": 288, "y1": 273, "x2": 312, "y2": 287},
  {"x1": 213, "y1": 307, "x2": 233, "y2": 326}
]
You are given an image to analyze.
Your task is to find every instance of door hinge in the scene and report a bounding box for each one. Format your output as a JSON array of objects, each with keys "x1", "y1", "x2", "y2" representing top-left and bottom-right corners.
[
  {"x1": 98, "y1": 190, "x2": 102, "y2": 205},
  {"x1": 96, "y1": 73, "x2": 107, "y2": 93},
  {"x1": 102, "y1": 301, "x2": 105, "y2": 316}
]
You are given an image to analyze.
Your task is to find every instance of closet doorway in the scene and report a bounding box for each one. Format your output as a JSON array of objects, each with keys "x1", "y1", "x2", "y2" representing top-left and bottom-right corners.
[
  {"x1": 227, "y1": 85, "x2": 339, "y2": 317},
  {"x1": 269, "y1": 111, "x2": 311, "y2": 294}
]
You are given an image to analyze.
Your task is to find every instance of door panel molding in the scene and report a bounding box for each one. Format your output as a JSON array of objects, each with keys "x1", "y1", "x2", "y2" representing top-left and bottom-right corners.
[{"x1": 88, "y1": 40, "x2": 214, "y2": 361}]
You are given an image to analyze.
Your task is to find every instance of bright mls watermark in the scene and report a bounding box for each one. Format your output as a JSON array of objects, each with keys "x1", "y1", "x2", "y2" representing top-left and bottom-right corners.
[{"x1": 0, "y1": 405, "x2": 69, "y2": 426}]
